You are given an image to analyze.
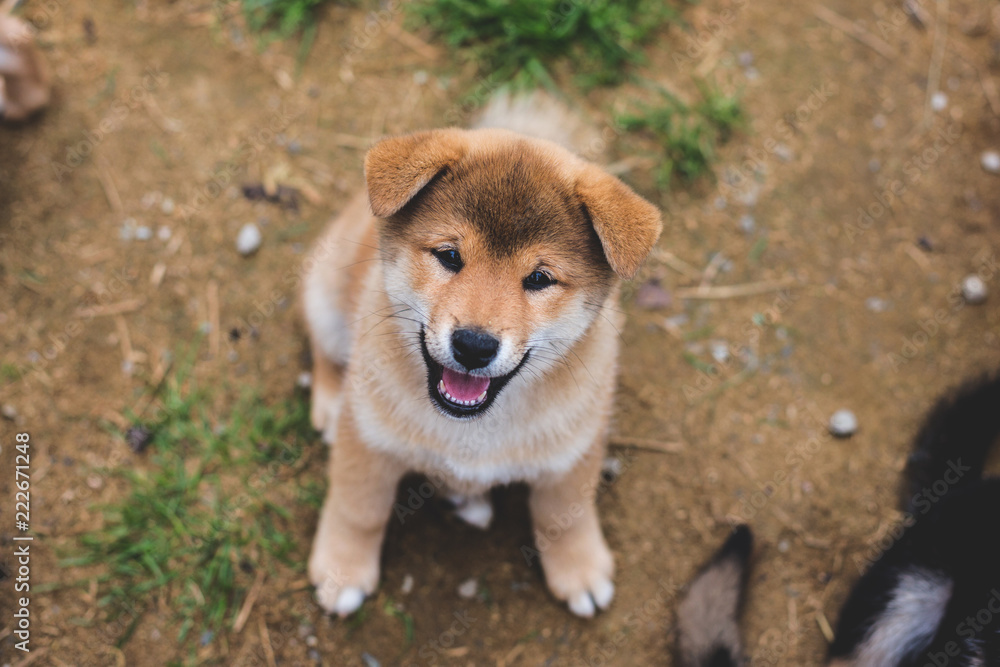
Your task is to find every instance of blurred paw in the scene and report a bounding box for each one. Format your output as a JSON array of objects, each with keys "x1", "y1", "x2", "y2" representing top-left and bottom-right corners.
[
  {"x1": 449, "y1": 493, "x2": 493, "y2": 530},
  {"x1": 308, "y1": 538, "x2": 379, "y2": 617}
]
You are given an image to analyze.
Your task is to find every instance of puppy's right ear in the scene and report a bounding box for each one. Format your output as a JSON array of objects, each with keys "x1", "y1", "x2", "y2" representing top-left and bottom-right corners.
[{"x1": 364, "y1": 129, "x2": 467, "y2": 217}]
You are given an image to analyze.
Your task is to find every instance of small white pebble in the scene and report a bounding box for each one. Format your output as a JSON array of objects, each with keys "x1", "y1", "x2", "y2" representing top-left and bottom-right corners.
[
  {"x1": 2, "y1": 404, "x2": 18, "y2": 420},
  {"x1": 773, "y1": 144, "x2": 794, "y2": 161},
  {"x1": 161, "y1": 197, "x2": 175, "y2": 215},
  {"x1": 297, "y1": 372, "x2": 313, "y2": 389},
  {"x1": 87, "y1": 474, "x2": 104, "y2": 490},
  {"x1": 930, "y1": 92, "x2": 948, "y2": 112},
  {"x1": 457, "y1": 578, "x2": 478, "y2": 599},
  {"x1": 981, "y1": 150, "x2": 1000, "y2": 174},
  {"x1": 413, "y1": 70, "x2": 429, "y2": 85},
  {"x1": 135, "y1": 226, "x2": 152, "y2": 241},
  {"x1": 141, "y1": 191, "x2": 162, "y2": 209},
  {"x1": 601, "y1": 456, "x2": 624, "y2": 481},
  {"x1": 739, "y1": 214, "x2": 756, "y2": 233},
  {"x1": 710, "y1": 341, "x2": 731, "y2": 363},
  {"x1": 961, "y1": 275, "x2": 988, "y2": 304},
  {"x1": 236, "y1": 223, "x2": 262, "y2": 256},
  {"x1": 401, "y1": 574, "x2": 414, "y2": 595},
  {"x1": 119, "y1": 217, "x2": 137, "y2": 240},
  {"x1": 865, "y1": 297, "x2": 889, "y2": 313},
  {"x1": 157, "y1": 226, "x2": 172, "y2": 241},
  {"x1": 872, "y1": 114, "x2": 887, "y2": 129},
  {"x1": 829, "y1": 409, "x2": 858, "y2": 437},
  {"x1": 777, "y1": 539, "x2": 790, "y2": 553},
  {"x1": 305, "y1": 635, "x2": 318, "y2": 648}
]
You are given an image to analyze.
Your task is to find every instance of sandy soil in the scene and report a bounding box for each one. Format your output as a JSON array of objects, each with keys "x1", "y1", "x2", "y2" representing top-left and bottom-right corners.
[{"x1": 1, "y1": 0, "x2": 999, "y2": 665}]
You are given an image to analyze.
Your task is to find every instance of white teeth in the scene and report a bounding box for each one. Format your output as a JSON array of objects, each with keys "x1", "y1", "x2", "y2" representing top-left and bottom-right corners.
[{"x1": 437, "y1": 379, "x2": 487, "y2": 407}]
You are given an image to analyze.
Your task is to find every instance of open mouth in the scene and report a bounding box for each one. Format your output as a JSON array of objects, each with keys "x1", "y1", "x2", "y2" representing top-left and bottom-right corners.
[{"x1": 419, "y1": 328, "x2": 529, "y2": 419}]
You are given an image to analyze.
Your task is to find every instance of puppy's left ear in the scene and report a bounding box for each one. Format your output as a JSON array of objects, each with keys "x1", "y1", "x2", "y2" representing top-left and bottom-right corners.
[
  {"x1": 575, "y1": 164, "x2": 662, "y2": 280},
  {"x1": 365, "y1": 129, "x2": 468, "y2": 218}
]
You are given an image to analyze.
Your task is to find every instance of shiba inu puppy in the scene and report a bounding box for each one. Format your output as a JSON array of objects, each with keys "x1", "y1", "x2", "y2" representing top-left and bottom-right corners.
[
  {"x1": 0, "y1": 7, "x2": 50, "y2": 122},
  {"x1": 828, "y1": 371, "x2": 1000, "y2": 667},
  {"x1": 302, "y1": 95, "x2": 662, "y2": 618},
  {"x1": 676, "y1": 525, "x2": 754, "y2": 667}
]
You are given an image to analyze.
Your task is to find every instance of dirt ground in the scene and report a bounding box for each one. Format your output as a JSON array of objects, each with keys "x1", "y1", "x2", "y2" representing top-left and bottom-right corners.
[{"x1": 2, "y1": 0, "x2": 1000, "y2": 665}]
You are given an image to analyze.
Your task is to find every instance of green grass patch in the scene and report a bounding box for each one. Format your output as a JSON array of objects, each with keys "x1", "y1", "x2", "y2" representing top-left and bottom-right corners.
[
  {"x1": 682, "y1": 324, "x2": 715, "y2": 342},
  {"x1": 748, "y1": 237, "x2": 768, "y2": 263},
  {"x1": 617, "y1": 83, "x2": 744, "y2": 187},
  {"x1": 682, "y1": 351, "x2": 716, "y2": 374},
  {"x1": 65, "y1": 355, "x2": 317, "y2": 649},
  {"x1": 240, "y1": 0, "x2": 330, "y2": 37},
  {"x1": 383, "y1": 598, "x2": 415, "y2": 645},
  {"x1": 407, "y1": 0, "x2": 678, "y2": 89}
]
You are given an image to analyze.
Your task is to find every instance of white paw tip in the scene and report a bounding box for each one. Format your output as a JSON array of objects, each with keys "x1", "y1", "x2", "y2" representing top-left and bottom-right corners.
[
  {"x1": 335, "y1": 586, "x2": 365, "y2": 617},
  {"x1": 455, "y1": 498, "x2": 493, "y2": 530},
  {"x1": 592, "y1": 579, "x2": 615, "y2": 610},
  {"x1": 568, "y1": 591, "x2": 596, "y2": 618}
]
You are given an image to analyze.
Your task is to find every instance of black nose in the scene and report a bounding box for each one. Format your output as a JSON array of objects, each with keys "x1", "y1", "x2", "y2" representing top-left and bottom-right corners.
[{"x1": 451, "y1": 329, "x2": 499, "y2": 371}]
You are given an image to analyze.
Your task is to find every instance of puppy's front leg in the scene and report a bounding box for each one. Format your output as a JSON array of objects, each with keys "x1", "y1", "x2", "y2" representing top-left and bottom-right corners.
[
  {"x1": 529, "y1": 442, "x2": 615, "y2": 618},
  {"x1": 308, "y1": 412, "x2": 405, "y2": 616}
]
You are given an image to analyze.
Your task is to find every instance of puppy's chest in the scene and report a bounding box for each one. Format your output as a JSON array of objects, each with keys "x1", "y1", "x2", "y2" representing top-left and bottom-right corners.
[{"x1": 353, "y1": 390, "x2": 606, "y2": 488}]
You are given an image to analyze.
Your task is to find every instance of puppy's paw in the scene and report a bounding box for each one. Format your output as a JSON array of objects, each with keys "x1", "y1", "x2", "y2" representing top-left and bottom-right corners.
[
  {"x1": 316, "y1": 584, "x2": 366, "y2": 617},
  {"x1": 308, "y1": 540, "x2": 379, "y2": 617},
  {"x1": 448, "y1": 493, "x2": 493, "y2": 530},
  {"x1": 540, "y1": 538, "x2": 615, "y2": 618},
  {"x1": 567, "y1": 578, "x2": 614, "y2": 618}
]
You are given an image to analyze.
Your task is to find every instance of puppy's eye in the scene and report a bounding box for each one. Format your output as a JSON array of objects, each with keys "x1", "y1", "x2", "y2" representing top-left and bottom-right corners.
[
  {"x1": 524, "y1": 270, "x2": 556, "y2": 291},
  {"x1": 431, "y1": 248, "x2": 463, "y2": 273}
]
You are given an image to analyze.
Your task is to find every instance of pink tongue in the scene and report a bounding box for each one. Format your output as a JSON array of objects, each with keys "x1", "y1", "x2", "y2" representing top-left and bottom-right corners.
[{"x1": 441, "y1": 367, "x2": 490, "y2": 402}]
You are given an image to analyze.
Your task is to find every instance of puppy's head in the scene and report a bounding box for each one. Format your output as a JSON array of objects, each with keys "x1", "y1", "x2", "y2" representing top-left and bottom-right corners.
[{"x1": 366, "y1": 128, "x2": 661, "y2": 419}]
